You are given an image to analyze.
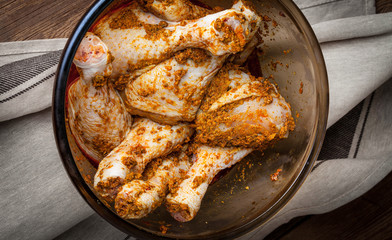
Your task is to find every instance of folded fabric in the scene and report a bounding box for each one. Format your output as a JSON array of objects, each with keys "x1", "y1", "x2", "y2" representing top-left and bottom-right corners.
[
  {"x1": 0, "y1": 1, "x2": 391, "y2": 240},
  {"x1": 240, "y1": 78, "x2": 392, "y2": 239},
  {"x1": 313, "y1": 13, "x2": 392, "y2": 127},
  {"x1": 0, "y1": 39, "x2": 65, "y2": 122},
  {"x1": 295, "y1": 0, "x2": 375, "y2": 24}
]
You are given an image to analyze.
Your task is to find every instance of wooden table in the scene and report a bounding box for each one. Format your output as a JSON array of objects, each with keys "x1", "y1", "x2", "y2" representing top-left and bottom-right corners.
[{"x1": 1, "y1": 0, "x2": 391, "y2": 239}]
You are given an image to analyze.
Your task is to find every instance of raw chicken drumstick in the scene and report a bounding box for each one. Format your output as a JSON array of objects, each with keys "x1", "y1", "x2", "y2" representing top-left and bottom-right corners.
[
  {"x1": 195, "y1": 66, "x2": 294, "y2": 149},
  {"x1": 115, "y1": 146, "x2": 191, "y2": 219},
  {"x1": 67, "y1": 32, "x2": 132, "y2": 162},
  {"x1": 124, "y1": 49, "x2": 227, "y2": 124},
  {"x1": 137, "y1": 0, "x2": 211, "y2": 21},
  {"x1": 166, "y1": 66, "x2": 295, "y2": 222},
  {"x1": 121, "y1": 1, "x2": 261, "y2": 124},
  {"x1": 92, "y1": 0, "x2": 261, "y2": 77},
  {"x1": 166, "y1": 145, "x2": 252, "y2": 222},
  {"x1": 94, "y1": 118, "x2": 193, "y2": 200}
]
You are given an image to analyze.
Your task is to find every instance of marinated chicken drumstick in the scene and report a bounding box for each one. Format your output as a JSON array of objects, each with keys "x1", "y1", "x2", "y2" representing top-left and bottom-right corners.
[
  {"x1": 94, "y1": 118, "x2": 193, "y2": 200},
  {"x1": 166, "y1": 145, "x2": 252, "y2": 222},
  {"x1": 166, "y1": 66, "x2": 295, "y2": 222},
  {"x1": 195, "y1": 66, "x2": 294, "y2": 148},
  {"x1": 92, "y1": 0, "x2": 261, "y2": 77},
  {"x1": 121, "y1": 1, "x2": 261, "y2": 124},
  {"x1": 124, "y1": 49, "x2": 227, "y2": 124},
  {"x1": 67, "y1": 33, "x2": 132, "y2": 162},
  {"x1": 115, "y1": 146, "x2": 191, "y2": 219}
]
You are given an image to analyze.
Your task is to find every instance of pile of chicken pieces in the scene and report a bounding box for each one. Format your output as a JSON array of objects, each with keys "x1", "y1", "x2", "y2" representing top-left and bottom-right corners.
[{"x1": 67, "y1": 0, "x2": 295, "y2": 222}]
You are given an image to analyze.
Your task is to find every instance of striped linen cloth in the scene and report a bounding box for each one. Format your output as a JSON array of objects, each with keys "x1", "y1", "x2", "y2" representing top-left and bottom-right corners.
[
  {"x1": 0, "y1": 0, "x2": 392, "y2": 239},
  {"x1": 0, "y1": 39, "x2": 65, "y2": 122}
]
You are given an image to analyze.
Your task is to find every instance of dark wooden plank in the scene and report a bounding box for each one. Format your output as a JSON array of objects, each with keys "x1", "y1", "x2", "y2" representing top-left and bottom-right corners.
[
  {"x1": 1, "y1": 1, "x2": 391, "y2": 239},
  {"x1": 0, "y1": 0, "x2": 93, "y2": 41},
  {"x1": 2, "y1": 0, "x2": 391, "y2": 42},
  {"x1": 376, "y1": 0, "x2": 392, "y2": 13}
]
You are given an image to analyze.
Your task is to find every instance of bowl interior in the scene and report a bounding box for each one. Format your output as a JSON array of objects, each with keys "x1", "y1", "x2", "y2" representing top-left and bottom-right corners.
[{"x1": 57, "y1": 0, "x2": 328, "y2": 239}]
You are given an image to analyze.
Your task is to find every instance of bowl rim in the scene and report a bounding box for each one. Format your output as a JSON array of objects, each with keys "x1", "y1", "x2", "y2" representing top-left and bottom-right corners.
[{"x1": 52, "y1": 0, "x2": 329, "y2": 239}]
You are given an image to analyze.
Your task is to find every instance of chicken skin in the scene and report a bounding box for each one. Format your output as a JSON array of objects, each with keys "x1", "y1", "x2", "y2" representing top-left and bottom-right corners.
[
  {"x1": 94, "y1": 118, "x2": 193, "y2": 200},
  {"x1": 166, "y1": 66, "x2": 295, "y2": 221},
  {"x1": 195, "y1": 66, "x2": 294, "y2": 149},
  {"x1": 115, "y1": 146, "x2": 191, "y2": 219},
  {"x1": 92, "y1": 0, "x2": 261, "y2": 77},
  {"x1": 119, "y1": 1, "x2": 261, "y2": 124},
  {"x1": 166, "y1": 145, "x2": 252, "y2": 222},
  {"x1": 67, "y1": 33, "x2": 132, "y2": 162},
  {"x1": 69, "y1": 0, "x2": 295, "y2": 223},
  {"x1": 123, "y1": 49, "x2": 227, "y2": 124}
]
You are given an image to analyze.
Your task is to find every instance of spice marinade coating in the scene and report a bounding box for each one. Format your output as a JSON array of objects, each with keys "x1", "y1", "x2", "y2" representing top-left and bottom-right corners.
[
  {"x1": 91, "y1": 0, "x2": 262, "y2": 204},
  {"x1": 67, "y1": 33, "x2": 133, "y2": 162},
  {"x1": 166, "y1": 65, "x2": 294, "y2": 222},
  {"x1": 115, "y1": 145, "x2": 192, "y2": 219},
  {"x1": 123, "y1": 49, "x2": 227, "y2": 124},
  {"x1": 195, "y1": 65, "x2": 295, "y2": 149},
  {"x1": 67, "y1": 0, "x2": 295, "y2": 224},
  {"x1": 94, "y1": 118, "x2": 193, "y2": 200},
  {"x1": 91, "y1": 0, "x2": 261, "y2": 78}
]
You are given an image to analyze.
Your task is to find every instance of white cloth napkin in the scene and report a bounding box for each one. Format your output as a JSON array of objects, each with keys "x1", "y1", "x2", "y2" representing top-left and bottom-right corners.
[{"x1": 0, "y1": 0, "x2": 391, "y2": 239}]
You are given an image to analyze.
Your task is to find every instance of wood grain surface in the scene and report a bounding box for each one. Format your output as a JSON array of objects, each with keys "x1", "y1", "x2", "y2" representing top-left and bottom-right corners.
[
  {"x1": 1, "y1": 0, "x2": 391, "y2": 41},
  {"x1": 0, "y1": 0, "x2": 93, "y2": 41},
  {"x1": 1, "y1": 0, "x2": 391, "y2": 239}
]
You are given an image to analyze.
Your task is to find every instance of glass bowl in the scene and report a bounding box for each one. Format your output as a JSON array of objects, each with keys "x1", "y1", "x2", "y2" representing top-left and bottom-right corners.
[{"x1": 52, "y1": 0, "x2": 328, "y2": 239}]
